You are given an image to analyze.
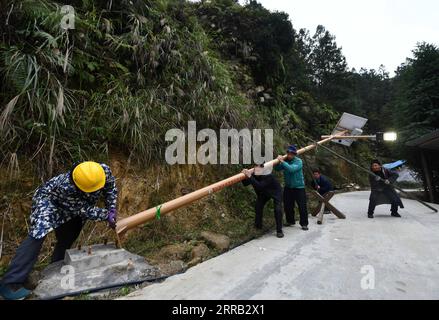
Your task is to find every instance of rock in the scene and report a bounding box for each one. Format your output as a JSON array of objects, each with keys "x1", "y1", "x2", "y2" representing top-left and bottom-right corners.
[
  {"x1": 180, "y1": 187, "x2": 193, "y2": 195},
  {"x1": 159, "y1": 243, "x2": 191, "y2": 261},
  {"x1": 187, "y1": 257, "x2": 202, "y2": 268},
  {"x1": 191, "y1": 243, "x2": 210, "y2": 261},
  {"x1": 200, "y1": 231, "x2": 231, "y2": 251},
  {"x1": 157, "y1": 260, "x2": 187, "y2": 276}
]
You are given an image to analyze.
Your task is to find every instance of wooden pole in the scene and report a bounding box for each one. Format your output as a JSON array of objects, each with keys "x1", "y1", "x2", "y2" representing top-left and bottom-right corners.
[
  {"x1": 321, "y1": 135, "x2": 376, "y2": 140},
  {"x1": 116, "y1": 133, "x2": 346, "y2": 236}
]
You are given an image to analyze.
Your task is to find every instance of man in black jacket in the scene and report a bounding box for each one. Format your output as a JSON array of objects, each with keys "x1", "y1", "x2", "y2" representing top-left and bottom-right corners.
[
  {"x1": 311, "y1": 169, "x2": 334, "y2": 196},
  {"x1": 311, "y1": 168, "x2": 334, "y2": 215},
  {"x1": 368, "y1": 159, "x2": 404, "y2": 218},
  {"x1": 242, "y1": 164, "x2": 284, "y2": 238}
]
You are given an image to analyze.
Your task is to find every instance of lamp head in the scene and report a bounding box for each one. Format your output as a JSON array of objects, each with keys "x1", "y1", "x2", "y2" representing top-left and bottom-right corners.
[
  {"x1": 383, "y1": 132, "x2": 397, "y2": 142},
  {"x1": 376, "y1": 132, "x2": 397, "y2": 142}
]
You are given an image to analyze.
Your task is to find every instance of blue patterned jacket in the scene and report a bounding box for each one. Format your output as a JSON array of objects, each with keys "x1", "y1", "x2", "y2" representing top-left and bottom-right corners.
[{"x1": 29, "y1": 163, "x2": 118, "y2": 239}]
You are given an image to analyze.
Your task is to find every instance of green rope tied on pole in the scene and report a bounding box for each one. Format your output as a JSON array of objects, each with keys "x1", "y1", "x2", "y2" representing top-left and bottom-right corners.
[{"x1": 155, "y1": 205, "x2": 162, "y2": 220}]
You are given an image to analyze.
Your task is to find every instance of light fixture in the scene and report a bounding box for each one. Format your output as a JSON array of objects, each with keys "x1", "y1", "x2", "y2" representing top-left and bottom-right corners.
[
  {"x1": 383, "y1": 132, "x2": 397, "y2": 142},
  {"x1": 375, "y1": 132, "x2": 397, "y2": 142}
]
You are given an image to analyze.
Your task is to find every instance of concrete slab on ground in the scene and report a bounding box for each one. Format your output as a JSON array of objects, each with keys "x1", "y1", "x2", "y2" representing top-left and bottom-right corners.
[
  {"x1": 34, "y1": 244, "x2": 160, "y2": 299},
  {"x1": 121, "y1": 191, "x2": 439, "y2": 300}
]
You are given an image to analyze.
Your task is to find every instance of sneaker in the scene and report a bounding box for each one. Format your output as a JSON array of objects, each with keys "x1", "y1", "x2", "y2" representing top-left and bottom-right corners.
[
  {"x1": 276, "y1": 232, "x2": 284, "y2": 238},
  {"x1": 0, "y1": 284, "x2": 31, "y2": 300},
  {"x1": 368, "y1": 214, "x2": 374, "y2": 219},
  {"x1": 301, "y1": 226, "x2": 309, "y2": 231},
  {"x1": 391, "y1": 212, "x2": 401, "y2": 218}
]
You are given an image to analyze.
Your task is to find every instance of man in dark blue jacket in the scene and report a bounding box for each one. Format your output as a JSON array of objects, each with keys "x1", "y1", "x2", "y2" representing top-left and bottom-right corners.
[
  {"x1": 311, "y1": 169, "x2": 334, "y2": 196},
  {"x1": 242, "y1": 164, "x2": 284, "y2": 238}
]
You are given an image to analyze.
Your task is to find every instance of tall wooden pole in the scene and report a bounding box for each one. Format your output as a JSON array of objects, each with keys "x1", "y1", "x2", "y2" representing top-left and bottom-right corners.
[{"x1": 116, "y1": 133, "x2": 345, "y2": 236}]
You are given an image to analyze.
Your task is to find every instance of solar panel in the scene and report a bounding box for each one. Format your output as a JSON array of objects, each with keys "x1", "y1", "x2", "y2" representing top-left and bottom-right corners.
[{"x1": 331, "y1": 112, "x2": 368, "y2": 146}]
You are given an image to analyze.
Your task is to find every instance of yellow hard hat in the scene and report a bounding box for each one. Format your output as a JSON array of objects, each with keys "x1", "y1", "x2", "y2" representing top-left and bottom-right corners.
[{"x1": 72, "y1": 161, "x2": 106, "y2": 193}]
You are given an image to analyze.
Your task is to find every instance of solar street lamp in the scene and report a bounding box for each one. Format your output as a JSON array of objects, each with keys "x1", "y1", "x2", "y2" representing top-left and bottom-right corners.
[{"x1": 321, "y1": 113, "x2": 397, "y2": 144}]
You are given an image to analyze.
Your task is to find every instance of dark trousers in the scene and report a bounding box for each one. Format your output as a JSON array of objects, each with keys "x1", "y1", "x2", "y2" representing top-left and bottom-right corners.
[
  {"x1": 283, "y1": 187, "x2": 309, "y2": 227},
  {"x1": 367, "y1": 191, "x2": 399, "y2": 215},
  {"x1": 318, "y1": 189, "x2": 331, "y2": 196},
  {"x1": 255, "y1": 194, "x2": 283, "y2": 233},
  {"x1": 1, "y1": 216, "x2": 83, "y2": 286}
]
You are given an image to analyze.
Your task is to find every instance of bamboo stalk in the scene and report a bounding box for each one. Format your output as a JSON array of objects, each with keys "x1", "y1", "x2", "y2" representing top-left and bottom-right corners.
[{"x1": 116, "y1": 133, "x2": 345, "y2": 236}]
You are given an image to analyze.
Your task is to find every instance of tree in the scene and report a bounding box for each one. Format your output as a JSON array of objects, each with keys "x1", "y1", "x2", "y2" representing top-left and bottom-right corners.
[
  {"x1": 343, "y1": 66, "x2": 392, "y2": 131},
  {"x1": 392, "y1": 43, "x2": 439, "y2": 136},
  {"x1": 194, "y1": 0, "x2": 295, "y2": 87},
  {"x1": 388, "y1": 43, "x2": 439, "y2": 199},
  {"x1": 297, "y1": 25, "x2": 349, "y2": 109},
  {"x1": 310, "y1": 25, "x2": 348, "y2": 87}
]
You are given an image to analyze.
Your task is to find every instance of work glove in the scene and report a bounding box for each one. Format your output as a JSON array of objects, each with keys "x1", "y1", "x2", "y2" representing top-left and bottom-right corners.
[
  {"x1": 384, "y1": 179, "x2": 391, "y2": 185},
  {"x1": 107, "y1": 208, "x2": 117, "y2": 229},
  {"x1": 242, "y1": 169, "x2": 252, "y2": 178}
]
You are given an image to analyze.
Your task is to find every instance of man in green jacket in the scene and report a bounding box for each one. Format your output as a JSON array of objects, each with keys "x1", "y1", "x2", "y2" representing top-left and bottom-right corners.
[{"x1": 275, "y1": 145, "x2": 309, "y2": 230}]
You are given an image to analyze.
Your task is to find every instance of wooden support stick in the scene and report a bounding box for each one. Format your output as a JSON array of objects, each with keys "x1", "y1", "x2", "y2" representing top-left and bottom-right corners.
[
  {"x1": 317, "y1": 203, "x2": 325, "y2": 225},
  {"x1": 311, "y1": 202, "x2": 323, "y2": 217},
  {"x1": 312, "y1": 191, "x2": 346, "y2": 220}
]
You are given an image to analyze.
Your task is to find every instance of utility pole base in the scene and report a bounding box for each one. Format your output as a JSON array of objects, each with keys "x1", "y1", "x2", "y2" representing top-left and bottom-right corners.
[{"x1": 33, "y1": 244, "x2": 161, "y2": 299}]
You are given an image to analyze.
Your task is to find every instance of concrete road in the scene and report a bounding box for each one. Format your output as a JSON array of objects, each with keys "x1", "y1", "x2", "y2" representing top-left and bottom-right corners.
[{"x1": 122, "y1": 191, "x2": 439, "y2": 300}]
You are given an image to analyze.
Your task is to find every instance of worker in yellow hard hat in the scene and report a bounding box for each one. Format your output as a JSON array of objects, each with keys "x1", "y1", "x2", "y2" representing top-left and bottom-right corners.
[{"x1": 0, "y1": 161, "x2": 118, "y2": 300}]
